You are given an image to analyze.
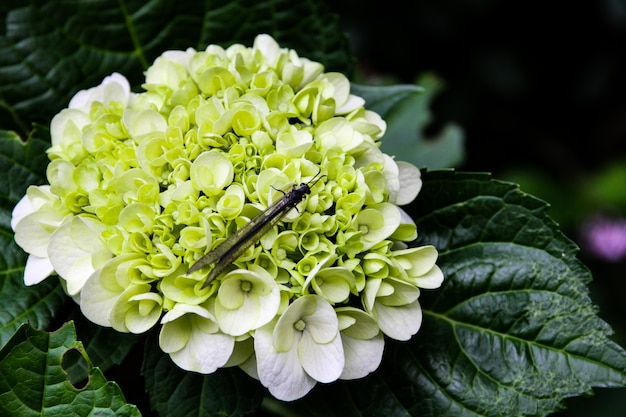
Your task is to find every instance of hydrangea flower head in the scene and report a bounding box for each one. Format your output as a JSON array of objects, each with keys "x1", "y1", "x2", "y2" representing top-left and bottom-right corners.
[{"x1": 11, "y1": 34, "x2": 443, "y2": 401}]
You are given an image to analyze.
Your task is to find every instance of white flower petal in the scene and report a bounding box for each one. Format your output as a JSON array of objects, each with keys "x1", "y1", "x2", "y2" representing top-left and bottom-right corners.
[
  {"x1": 23, "y1": 255, "x2": 54, "y2": 286},
  {"x1": 14, "y1": 210, "x2": 67, "y2": 258},
  {"x1": 79, "y1": 255, "x2": 137, "y2": 327},
  {"x1": 340, "y1": 332, "x2": 384, "y2": 380},
  {"x1": 413, "y1": 265, "x2": 445, "y2": 289},
  {"x1": 79, "y1": 268, "x2": 118, "y2": 327},
  {"x1": 69, "y1": 73, "x2": 131, "y2": 110},
  {"x1": 398, "y1": 206, "x2": 416, "y2": 227},
  {"x1": 375, "y1": 298, "x2": 423, "y2": 341},
  {"x1": 298, "y1": 330, "x2": 344, "y2": 383},
  {"x1": 216, "y1": 267, "x2": 280, "y2": 336},
  {"x1": 254, "y1": 34, "x2": 281, "y2": 65},
  {"x1": 302, "y1": 296, "x2": 340, "y2": 345},
  {"x1": 255, "y1": 322, "x2": 316, "y2": 401},
  {"x1": 395, "y1": 162, "x2": 422, "y2": 205},
  {"x1": 48, "y1": 216, "x2": 113, "y2": 295},
  {"x1": 169, "y1": 327, "x2": 235, "y2": 374},
  {"x1": 159, "y1": 312, "x2": 190, "y2": 353},
  {"x1": 11, "y1": 194, "x2": 35, "y2": 231},
  {"x1": 217, "y1": 295, "x2": 260, "y2": 336}
]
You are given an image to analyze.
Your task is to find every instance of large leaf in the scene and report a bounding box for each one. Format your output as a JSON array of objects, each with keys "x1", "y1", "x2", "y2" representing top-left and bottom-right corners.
[
  {"x1": 0, "y1": 130, "x2": 68, "y2": 347},
  {"x1": 142, "y1": 331, "x2": 264, "y2": 417},
  {"x1": 279, "y1": 170, "x2": 626, "y2": 417},
  {"x1": 0, "y1": 0, "x2": 352, "y2": 135},
  {"x1": 0, "y1": 321, "x2": 141, "y2": 416}
]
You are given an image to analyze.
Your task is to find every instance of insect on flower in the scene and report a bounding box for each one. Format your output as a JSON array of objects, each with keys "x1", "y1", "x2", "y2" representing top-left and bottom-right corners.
[{"x1": 188, "y1": 171, "x2": 326, "y2": 288}]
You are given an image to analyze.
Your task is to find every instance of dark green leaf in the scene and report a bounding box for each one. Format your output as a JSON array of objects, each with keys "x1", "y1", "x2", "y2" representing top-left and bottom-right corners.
[
  {"x1": 0, "y1": 0, "x2": 351, "y2": 135},
  {"x1": 142, "y1": 331, "x2": 264, "y2": 417},
  {"x1": 283, "y1": 170, "x2": 626, "y2": 417},
  {"x1": 0, "y1": 129, "x2": 68, "y2": 348},
  {"x1": 63, "y1": 310, "x2": 141, "y2": 374},
  {"x1": 0, "y1": 321, "x2": 141, "y2": 416},
  {"x1": 352, "y1": 74, "x2": 465, "y2": 169}
]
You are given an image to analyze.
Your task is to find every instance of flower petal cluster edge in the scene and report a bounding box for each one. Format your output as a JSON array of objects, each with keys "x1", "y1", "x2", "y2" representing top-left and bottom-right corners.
[{"x1": 11, "y1": 34, "x2": 444, "y2": 401}]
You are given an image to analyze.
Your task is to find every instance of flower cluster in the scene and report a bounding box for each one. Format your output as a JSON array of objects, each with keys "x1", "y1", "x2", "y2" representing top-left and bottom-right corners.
[{"x1": 11, "y1": 34, "x2": 443, "y2": 400}]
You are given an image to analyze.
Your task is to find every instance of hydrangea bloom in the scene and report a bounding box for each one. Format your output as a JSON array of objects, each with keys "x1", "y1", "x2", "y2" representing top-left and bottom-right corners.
[{"x1": 11, "y1": 34, "x2": 443, "y2": 401}]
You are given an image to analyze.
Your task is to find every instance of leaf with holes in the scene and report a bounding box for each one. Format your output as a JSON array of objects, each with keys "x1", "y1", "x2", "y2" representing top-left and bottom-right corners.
[{"x1": 0, "y1": 321, "x2": 141, "y2": 417}]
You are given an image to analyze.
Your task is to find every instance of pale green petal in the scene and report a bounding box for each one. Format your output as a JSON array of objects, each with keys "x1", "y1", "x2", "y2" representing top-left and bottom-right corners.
[
  {"x1": 48, "y1": 109, "x2": 90, "y2": 162},
  {"x1": 216, "y1": 183, "x2": 245, "y2": 220},
  {"x1": 362, "y1": 278, "x2": 382, "y2": 312},
  {"x1": 190, "y1": 150, "x2": 234, "y2": 196},
  {"x1": 123, "y1": 109, "x2": 168, "y2": 140},
  {"x1": 126, "y1": 292, "x2": 164, "y2": 333},
  {"x1": 392, "y1": 245, "x2": 439, "y2": 278},
  {"x1": 80, "y1": 255, "x2": 141, "y2": 327},
  {"x1": 381, "y1": 155, "x2": 400, "y2": 205},
  {"x1": 112, "y1": 168, "x2": 160, "y2": 205},
  {"x1": 161, "y1": 303, "x2": 215, "y2": 323},
  {"x1": 298, "y1": 329, "x2": 344, "y2": 383},
  {"x1": 376, "y1": 281, "x2": 395, "y2": 298},
  {"x1": 159, "y1": 272, "x2": 209, "y2": 305},
  {"x1": 354, "y1": 203, "x2": 401, "y2": 250},
  {"x1": 275, "y1": 126, "x2": 313, "y2": 157},
  {"x1": 350, "y1": 108, "x2": 387, "y2": 139},
  {"x1": 375, "y1": 298, "x2": 423, "y2": 341},
  {"x1": 311, "y1": 267, "x2": 355, "y2": 304},
  {"x1": 390, "y1": 210, "x2": 418, "y2": 242},
  {"x1": 109, "y1": 283, "x2": 162, "y2": 333},
  {"x1": 223, "y1": 337, "x2": 254, "y2": 367},
  {"x1": 145, "y1": 56, "x2": 189, "y2": 90},
  {"x1": 324, "y1": 73, "x2": 364, "y2": 114},
  {"x1": 377, "y1": 278, "x2": 420, "y2": 307},
  {"x1": 316, "y1": 118, "x2": 364, "y2": 153},
  {"x1": 411, "y1": 264, "x2": 445, "y2": 289},
  {"x1": 46, "y1": 159, "x2": 77, "y2": 197},
  {"x1": 335, "y1": 306, "x2": 380, "y2": 340},
  {"x1": 159, "y1": 312, "x2": 191, "y2": 353}
]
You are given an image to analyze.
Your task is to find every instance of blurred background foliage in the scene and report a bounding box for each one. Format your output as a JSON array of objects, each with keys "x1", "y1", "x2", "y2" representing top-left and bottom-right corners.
[{"x1": 328, "y1": 0, "x2": 626, "y2": 415}]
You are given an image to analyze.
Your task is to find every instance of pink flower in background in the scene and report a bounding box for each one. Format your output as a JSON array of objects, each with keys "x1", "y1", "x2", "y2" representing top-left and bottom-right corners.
[{"x1": 580, "y1": 215, "x2": 626, "y2": 262}]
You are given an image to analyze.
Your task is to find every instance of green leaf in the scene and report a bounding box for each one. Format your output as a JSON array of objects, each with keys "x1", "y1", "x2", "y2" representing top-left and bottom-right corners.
[
  {"x1": 0, "y1": 321, "x2": 141, "y2": 416},
  {"x1": 0, "y1": 0, "x2": 352, "y2": 135},
  {"x1": 142, "y1": 331, "x2": 264, "y2": 417},
  {"x1": 283, "y1": 170, "x2": 626, "y2": 417},
  {"x1": 64, "y1": 311, "x2": 140, "y2": 375},
  {"x1": 0, "y1": 128, "x2": 50, "y2": 203},
  {"x1": 0, "y1": 129, "x2": 68, "y2": 348},
  {"x1": 352, "y1": 74, "x2": 465, "y2": 169}
]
